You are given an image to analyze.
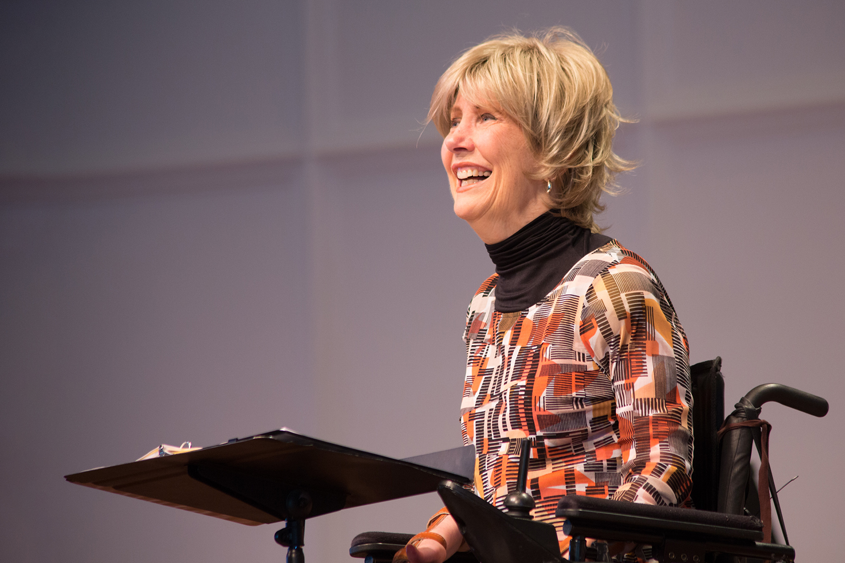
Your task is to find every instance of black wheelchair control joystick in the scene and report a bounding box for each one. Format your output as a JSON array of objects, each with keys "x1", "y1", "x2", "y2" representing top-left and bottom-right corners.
[{"x1": 503, "y1": 439, "x2": 535, "y2": 520}]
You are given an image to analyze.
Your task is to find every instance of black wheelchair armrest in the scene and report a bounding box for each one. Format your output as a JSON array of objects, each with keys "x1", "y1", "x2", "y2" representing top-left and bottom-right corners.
[
  {"x1": 556, "y1": 496, "x2": 794, "y2": 562},
  {"x1": 350, "y1": 531, "x2": 412, "y2": 562},
  {"x1": 557, "y1": 495, "x2": 762, "y2": 542}
]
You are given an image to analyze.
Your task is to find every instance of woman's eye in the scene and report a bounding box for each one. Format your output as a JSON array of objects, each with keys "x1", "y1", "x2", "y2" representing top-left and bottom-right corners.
[
  {"x1": 450, "y1": 118, "x2": 460, "y2": 128},
  {"x1": 481, "y1": 113, "x2": 496, "y2": 122}
]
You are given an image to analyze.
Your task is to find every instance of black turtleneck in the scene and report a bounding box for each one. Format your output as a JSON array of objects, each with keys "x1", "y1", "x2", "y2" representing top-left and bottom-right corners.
[{"x1": 485, "y1": 213, "x2": 611, "y2": 313}]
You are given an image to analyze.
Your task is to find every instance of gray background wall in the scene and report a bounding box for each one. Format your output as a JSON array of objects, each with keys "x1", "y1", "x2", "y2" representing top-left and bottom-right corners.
[{"x1": 1, "y1": 1, "x2": 843, "y2": 561}]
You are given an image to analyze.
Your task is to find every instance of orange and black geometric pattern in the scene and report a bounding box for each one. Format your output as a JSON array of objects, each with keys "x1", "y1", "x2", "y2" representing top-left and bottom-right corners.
[{"x1": 460, "y1": 241, "x2": 693, "y2": 551}]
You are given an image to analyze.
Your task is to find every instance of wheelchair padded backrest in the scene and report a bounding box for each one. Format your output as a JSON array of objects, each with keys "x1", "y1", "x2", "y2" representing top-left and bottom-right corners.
[{"x1": 689, "y1": 357, "x2": 725, "y2": 512}]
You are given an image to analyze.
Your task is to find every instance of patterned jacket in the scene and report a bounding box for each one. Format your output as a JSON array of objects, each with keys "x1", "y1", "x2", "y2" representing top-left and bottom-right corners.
[{"x1": 460, "y1": 240, "x2": 693, "y2": 549}]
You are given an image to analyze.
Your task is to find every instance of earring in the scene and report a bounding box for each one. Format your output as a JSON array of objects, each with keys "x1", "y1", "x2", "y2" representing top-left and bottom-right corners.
[{"x1": 546, "y1": 180, "x2": 553, "y2": 194}]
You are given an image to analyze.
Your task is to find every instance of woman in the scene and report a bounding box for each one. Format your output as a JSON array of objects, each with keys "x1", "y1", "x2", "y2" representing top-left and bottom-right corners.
[{"x1": 399, "y1": 28, "x2": 693, "y2": 563}]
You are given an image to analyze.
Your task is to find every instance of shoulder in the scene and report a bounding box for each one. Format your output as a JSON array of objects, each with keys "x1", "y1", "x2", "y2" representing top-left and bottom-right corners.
[
  {"x1": 573, "y1": 239, "x2": 652, "y2": 275},
  {"x1": 562, "y1": 241, "x2": 680, "y2": 335},
  {"x1": 473, "y1": 273, "x2": 499, "y2": 298},
  {"x1": 553, "y1": 240, "x2": 640, "y2": 297},
  {"x1": 463, "y1": 273, "x2": 498, "y2": 342},
  {"x1": 578, "y1": 242, "x2": 689, "y2": 360},
  {"x1": 567, "y1": 240, "x2": 664, "y2": 294},
  {"x1": 466, "y1": 272, "x2": 498, "y2": 313}
]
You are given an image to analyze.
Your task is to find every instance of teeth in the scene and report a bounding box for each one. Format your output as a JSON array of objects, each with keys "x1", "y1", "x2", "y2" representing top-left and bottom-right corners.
[{"x1": 456, "y1": 168, "x2": 491, "y2": 180}]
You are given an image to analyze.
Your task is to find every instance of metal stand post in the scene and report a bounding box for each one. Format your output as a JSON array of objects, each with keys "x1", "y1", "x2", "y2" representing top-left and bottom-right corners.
[{"x1": 274, "y1": 489, "x2": 312, "y2": 563}]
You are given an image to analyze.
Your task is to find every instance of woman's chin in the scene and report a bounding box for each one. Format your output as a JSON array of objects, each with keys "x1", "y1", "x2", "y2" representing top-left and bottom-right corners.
[
  {"x1": 452, "y1": 183, "x2": 490, "y2": 220},
  {"x1": 452, "y1": 198, "x2": 484, "y2": 224}
]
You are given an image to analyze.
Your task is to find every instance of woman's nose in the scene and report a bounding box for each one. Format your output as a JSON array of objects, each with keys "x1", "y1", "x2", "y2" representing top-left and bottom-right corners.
[{"x1": 444, "y1": 122, "x2": 474, "y2": 153}]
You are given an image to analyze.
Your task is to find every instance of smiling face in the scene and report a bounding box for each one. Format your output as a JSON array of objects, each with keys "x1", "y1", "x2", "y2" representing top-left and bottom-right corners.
[{"x1": 441, "y1": 93, "x2": 549, "y2": 244}]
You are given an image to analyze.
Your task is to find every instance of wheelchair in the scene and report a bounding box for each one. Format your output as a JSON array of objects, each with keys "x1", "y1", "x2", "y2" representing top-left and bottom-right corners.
[{"x1": 349, "y1": 358, "x2": 828, "y2": 563}]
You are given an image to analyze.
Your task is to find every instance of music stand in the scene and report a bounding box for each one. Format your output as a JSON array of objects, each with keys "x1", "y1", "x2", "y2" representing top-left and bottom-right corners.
[{"x1": 66, "y1": 429, "x2": 473, "y2": 563}]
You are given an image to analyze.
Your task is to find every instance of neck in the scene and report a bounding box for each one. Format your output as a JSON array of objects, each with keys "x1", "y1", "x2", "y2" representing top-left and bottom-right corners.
[
  {"x1": 469, "y1": 204, "x2": 551, "y2": 245},
  {"x1": 484, "y1": 213, "x2": 611, "y2": 312}
]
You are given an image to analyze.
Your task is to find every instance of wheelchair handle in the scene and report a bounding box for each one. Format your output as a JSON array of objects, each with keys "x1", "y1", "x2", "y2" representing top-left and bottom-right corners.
[{"x1": 743, "y1": 383, "x2": 828, "y2": 417}]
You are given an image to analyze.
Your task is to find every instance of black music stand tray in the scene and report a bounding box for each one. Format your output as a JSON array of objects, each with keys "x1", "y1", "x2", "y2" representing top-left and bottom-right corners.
[{"x1": 65, "y1": 429, "x2": 473, "y2": 563}]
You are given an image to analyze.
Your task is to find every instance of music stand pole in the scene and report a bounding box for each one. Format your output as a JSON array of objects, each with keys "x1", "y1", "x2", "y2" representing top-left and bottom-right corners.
[{"x1": 274, "y1": 489, "x2": 312, "y2": 563}]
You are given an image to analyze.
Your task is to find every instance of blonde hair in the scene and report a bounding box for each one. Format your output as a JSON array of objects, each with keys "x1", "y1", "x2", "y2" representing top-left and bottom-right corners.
[{"x1": 429, "y1": 28, "x2": 634, "y2": 231}]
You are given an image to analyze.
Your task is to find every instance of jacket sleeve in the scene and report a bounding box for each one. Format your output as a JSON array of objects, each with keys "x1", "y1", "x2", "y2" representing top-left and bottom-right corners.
[{"x1": 578, "y1": 258, "x2": 693, "y2": 506}]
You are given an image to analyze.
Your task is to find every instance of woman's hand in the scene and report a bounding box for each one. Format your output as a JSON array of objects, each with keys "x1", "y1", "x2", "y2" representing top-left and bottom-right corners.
[
  {"x1": 404, "y1": 540, "x2": 447, "y2": 563},
  {"x1": 399, "y1": 514, "x2": 466, "y2": 563}
]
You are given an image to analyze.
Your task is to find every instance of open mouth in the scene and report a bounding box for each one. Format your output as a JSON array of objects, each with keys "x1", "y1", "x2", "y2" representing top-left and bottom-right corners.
[{"x1": 456, "y1": 167, "x2": 491, "y2": 188}]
